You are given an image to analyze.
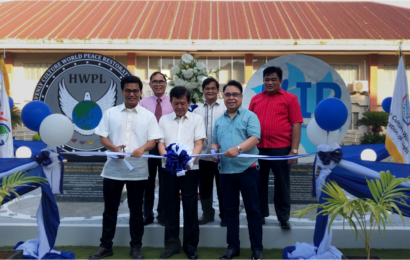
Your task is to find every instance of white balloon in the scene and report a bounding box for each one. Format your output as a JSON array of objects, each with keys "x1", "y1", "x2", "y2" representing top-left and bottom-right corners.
[
  {"x1": 16, "y1": 146, "x2": 32, "y2": 158},
  {"x1": 307, "y1": 118, "x2": 339, "y2": 146},
  {"x1": 361, "y1": 149, "x2": 377, "y2": 161},
  {"x1": 39, "y1": 114, "x2": 74, "y2": 147}
]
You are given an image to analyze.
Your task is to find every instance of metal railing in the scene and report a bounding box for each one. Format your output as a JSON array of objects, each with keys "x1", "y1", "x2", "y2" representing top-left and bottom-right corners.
[{"x1": 12, "y1": 131, "x2": 36, "y2": 141}]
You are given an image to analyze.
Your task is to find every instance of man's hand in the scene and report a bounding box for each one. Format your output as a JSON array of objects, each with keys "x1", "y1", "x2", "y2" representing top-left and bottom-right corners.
[
  {"x1": 225, "y1": 147, "x2": 239, "y2": 158},
  {"x1": 131, "y1": 147, "x2": 145, "y2": 158},
  {"x1": 212, "y1": 148, "x2": 219, "y2": 163},
  {"x1": 288, "y1": 150, "x2": 298, "y2": 165},
  {"x1": 115, "y1": 145, "x2": 126, "y2": 158}
]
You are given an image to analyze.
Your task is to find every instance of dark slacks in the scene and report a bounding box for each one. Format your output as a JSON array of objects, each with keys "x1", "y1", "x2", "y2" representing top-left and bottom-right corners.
[
  {"x1": 258, "y1": 146, "x2": 291, "y2": 223},
  {"x1": 100, "y1": 178, "x2": 145, "y2": 249},
  {"x1": 219, "y1": 167, "x2": 263, "y2": 251},
  {"x1": 162, "y1": 169, "x2": 199, "y2": 254},
  {"x1": 143, "y1": 144, "x2": 163, "y2": 220},
  {"x1": 198, "y1": 160, "x2": 224, "y2": 220}
]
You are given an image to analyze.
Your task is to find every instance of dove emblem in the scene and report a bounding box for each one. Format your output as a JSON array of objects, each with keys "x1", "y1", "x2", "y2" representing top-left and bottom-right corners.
[{"x1": 58, "y1": 78, "x2": 117, "y2": 136}]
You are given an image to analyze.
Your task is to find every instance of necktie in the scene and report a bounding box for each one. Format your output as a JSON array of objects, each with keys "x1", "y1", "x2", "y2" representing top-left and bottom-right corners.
[{"x1": 155, "y1": 98, "x2": 162, "y2": 122}]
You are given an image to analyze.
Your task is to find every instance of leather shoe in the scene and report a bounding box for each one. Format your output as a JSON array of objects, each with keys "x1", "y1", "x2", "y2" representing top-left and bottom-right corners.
[
  {"x1": 130, "y1": 248, "x2": 144, "y2": 259},
  {"x1": 89, "y1": 247, "x2": 113, "y2": 259},
  {"x1": 251, "y1": 250, "x2": 263, "y2": 260},
  {"x1": 160, "y1": 249, "x2": 180, "y2": 259},
  {"x1": 280, "y1": 221, "x2": 291, "y2": 230},
  {"x1": 143, "y1": 217, "x2": 154, "y2": 226},
  {"x1": 198, "y1": 216, "x2": 214, "y2": 225},
  {"x1": 220, "y1": 249, "x2": 240, "y2": 259},
  {"x1": 185, "y1": 251, "x2": 198, "y2": 259}
]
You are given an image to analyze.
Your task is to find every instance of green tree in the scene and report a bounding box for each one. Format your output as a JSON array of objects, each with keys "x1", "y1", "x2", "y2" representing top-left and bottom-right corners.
[
  {"x1": 10, "y1": 105, "x2": 23, "y2": 130},
  {"x1": 358, "y1": 111, "x2": 388, "y2": 136}
]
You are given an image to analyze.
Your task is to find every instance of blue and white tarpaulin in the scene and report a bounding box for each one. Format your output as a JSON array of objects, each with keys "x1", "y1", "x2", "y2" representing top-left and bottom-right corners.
[{"x1": 0, "y1": 150, "x2": 65, "y2": 259}]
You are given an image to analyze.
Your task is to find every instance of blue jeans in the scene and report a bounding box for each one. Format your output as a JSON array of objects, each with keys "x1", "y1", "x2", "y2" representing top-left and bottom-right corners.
[{"x1": 219, "y1": 166, "x2": 263, "y2": 251}]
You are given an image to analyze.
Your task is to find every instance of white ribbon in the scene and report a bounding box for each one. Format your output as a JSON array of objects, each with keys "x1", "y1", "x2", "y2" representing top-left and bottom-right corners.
[
  {"x1": 42, "y1": 147, "x2": 62, "y2": 194},
  {"x1": 315, "y1": 143, "x2": 340, "y2": 200}
]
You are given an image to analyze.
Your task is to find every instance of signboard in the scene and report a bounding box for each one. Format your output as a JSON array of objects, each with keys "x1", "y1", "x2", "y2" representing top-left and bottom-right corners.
[
  {"x1": 243, "y1": 54, "x2": 352, "y2": 160},
  {"x1": 54, "y1": 162, "x2": 104, "y2": 202},
  {"x1": 33, "y1": 53, "x2": 131, "y2": 153}
]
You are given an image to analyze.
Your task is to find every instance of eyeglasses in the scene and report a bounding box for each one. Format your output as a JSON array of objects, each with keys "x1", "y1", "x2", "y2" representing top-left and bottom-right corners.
[
  {"x1": 224, "y1": 92, "x2": 241, "y2": 98},
  {"x1": 264, "y1": 78, "x2": 278, "y2": 83},
  {"x1": 151, "y1": 80, "x2": 166, "y2": 85},
  {"x1": 123, "y1": 89, "x2": 140, "y2": 95}
]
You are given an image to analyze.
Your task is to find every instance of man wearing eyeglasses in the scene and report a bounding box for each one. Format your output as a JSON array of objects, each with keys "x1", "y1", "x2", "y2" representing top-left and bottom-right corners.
[
  {"x1": 90, "y1": 76, "x2": 162, "y2": 259},
  {"x1": 211, "y1": 80, "x2": 263, "y2": 260},
  {"x1": 193, "y1": 78, "x2": 226, "y2": 226},
  {"x1": 140, "y1": 72, "x2": 173, "y2": 226},
  {"x1": 249, "y1": 66, "x2": 303, "y2": 230}
]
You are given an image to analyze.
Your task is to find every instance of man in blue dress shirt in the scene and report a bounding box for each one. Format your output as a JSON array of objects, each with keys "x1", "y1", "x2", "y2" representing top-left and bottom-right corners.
[{"x1": 211, "y1": 80, "x2": 263, "y2": 260}]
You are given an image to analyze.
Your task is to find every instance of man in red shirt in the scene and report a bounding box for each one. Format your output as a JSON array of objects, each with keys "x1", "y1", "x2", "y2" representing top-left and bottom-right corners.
[{"x1": 249, "y1": 66, "x2": 303, "y2": 230}]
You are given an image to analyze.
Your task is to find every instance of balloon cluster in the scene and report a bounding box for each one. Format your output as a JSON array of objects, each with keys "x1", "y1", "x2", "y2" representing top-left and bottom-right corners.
[
  {"x1": 21, "y1": 101, "x2": 73, "y2": 147},
  {"x1": 307, "y1": 98, "x2": 348, "y2": 146}
]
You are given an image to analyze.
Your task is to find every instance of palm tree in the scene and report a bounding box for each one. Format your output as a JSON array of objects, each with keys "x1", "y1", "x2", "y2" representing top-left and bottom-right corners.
[
  {"x1": 357, "y1": 111, "x2": 388, "y2": 136},
  {"x1": 10, "y1": 106, "x2": 23, "y2": 130}
]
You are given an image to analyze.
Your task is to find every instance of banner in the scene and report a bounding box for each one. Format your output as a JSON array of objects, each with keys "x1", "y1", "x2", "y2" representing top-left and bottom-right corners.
[
  {"x1": 0, "y1": 56, "x2": 13, "y2": 158},
  {"x1": 386, "y1": 56, "x2": 410, "y2": 163}
]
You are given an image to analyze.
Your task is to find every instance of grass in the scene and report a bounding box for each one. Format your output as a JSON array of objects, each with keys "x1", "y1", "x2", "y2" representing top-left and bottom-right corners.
[{"x1": 2, "y1": 246, "x2": 410, "y2": 259}]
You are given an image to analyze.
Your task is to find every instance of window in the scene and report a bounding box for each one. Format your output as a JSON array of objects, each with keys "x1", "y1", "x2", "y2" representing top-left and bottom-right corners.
[
  {"x1": 384, "y1": 64, "x2": 410, "y2": 84},
  {"x1": 136, "y1": 56, "x2": 148, "y2": 80},
  {"x1": 349, "y1": 112, "x2": 359, "y2": 130},
  {"x1": 252, "y1": 56, "x2": 277, "y2": 74},
  {"x1": 24, "y1": 63, "x2": 53, "y2": 81},
  {"x1": 331, "y1": 64, "x2": 359, "y2": 83}
]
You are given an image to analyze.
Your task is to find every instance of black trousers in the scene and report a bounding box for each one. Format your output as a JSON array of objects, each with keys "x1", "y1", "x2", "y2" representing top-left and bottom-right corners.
[
  {"x1": 258, "y1": 146, "x2": 291, "y2": 223},
  {"x1": 198, "y1": 160, "x2": 224, "y2": 219},
  {"x1": 143, "y1": 144, "x2": 163, "y2": 220},
  {"x1": 219, "y1": 167, "x2": 263, "y2": 251},
  {"x1": 162, "y1": 169, "x2": 199, "y2": 254},
  {"x1": 100, "y1": 178, "x2": 145, "y2": 249}
]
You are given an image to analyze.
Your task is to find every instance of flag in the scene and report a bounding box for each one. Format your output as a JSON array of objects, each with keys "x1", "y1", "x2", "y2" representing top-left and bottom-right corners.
[
  {"x1": 386, "y1": 56, "x2": 410, "y2": 163},
  {"x1": 0, "y1": 56, "x2": 13, "y2": 158}
]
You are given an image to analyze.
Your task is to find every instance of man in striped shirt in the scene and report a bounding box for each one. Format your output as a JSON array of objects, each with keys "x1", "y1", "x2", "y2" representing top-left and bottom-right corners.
[
  {"x1": 193, "y1": 78, "x2": 226, "y2": 226},
  {"x1": 249, "y1": 66, "x2": 303, "y2": 230}
]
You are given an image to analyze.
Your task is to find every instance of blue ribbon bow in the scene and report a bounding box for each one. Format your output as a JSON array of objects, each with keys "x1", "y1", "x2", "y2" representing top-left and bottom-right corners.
[
  {"x1": 318, "y1": 148, "x2": 343, "y2": 166},
  {"x1": 34, "y1": 151, "x2": 53, "y2": 166},
  {"x1": 312, "y1": 148, "x2": 343, "y2": 197},
  {"x1": 165, "y1": 143, "x2": 192, "y2": 177}
]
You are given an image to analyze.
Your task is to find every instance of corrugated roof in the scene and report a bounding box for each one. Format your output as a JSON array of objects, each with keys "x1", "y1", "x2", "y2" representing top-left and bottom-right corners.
[{"x1": 0, "y1": 0, "x2": 410, "y2": 40}]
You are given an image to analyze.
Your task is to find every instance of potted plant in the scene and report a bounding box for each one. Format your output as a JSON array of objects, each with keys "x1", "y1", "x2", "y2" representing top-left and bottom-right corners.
[
  {"x1": 0, "y1": 171, "x2": 47, "y2": 259},
  {"x1": 292, "y1": 171, "x2": 410, "y2": 259}
]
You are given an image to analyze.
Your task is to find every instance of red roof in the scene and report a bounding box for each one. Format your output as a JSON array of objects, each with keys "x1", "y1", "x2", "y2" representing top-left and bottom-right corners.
[{"x1": 0, "y1": 1, "x2": 409, "y2": 40}]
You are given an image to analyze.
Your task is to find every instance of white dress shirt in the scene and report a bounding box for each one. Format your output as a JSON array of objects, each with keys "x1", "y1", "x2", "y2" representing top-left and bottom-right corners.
[
  {"x1": 159, "y1": 111, "x2": 206, "y2": 169},
  {"x1": 193, "y1": 99, "x2": 226, "y2": 161},
  {"x1": 95, "y1": 103, "x2": 162, "y2": 180}
]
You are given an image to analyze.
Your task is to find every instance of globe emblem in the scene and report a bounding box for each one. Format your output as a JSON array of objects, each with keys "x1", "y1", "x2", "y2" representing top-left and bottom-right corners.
[
  {"x1": 0, "y1": 124, "x2": 10, "y2": 146},
  {"x1": 72, "y1": 101, "x2": 103, "y2": 130}
]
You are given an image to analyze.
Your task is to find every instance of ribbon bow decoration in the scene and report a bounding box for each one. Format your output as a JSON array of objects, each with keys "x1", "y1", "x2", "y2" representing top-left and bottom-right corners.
[
  {"x1": 33, "y1": 150, "x2": 53, "y2": 166},
  {"x1": 165, "y1": 143, "x2": 193, "y2": 177},
  {"x1": 312, "y1": 143, "x2": 343, "y2": 198},
  {"x1": 318, "y1": 148, "x2": 343, "y2": 166}
]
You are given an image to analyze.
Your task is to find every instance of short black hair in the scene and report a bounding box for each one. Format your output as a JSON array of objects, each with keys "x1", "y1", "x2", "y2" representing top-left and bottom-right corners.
[
  {"x1": 223, "y1": 80, "x2": 243, "y2": 93},
  {"x1": 170, "y1": 86, "x2": 191, "y2": 102},
  {"x1": 121, "y1": 76, "x2": 143, "y2": 91},
  {"x1": 202, "y1": 78, "x2": 219, "y2": 91},
  {"x1": 263, "y1": 66, "x2": 283, "y2": 81},
  {"x1": 150, "y1": 71, "x2": 166, "y2": 81}
]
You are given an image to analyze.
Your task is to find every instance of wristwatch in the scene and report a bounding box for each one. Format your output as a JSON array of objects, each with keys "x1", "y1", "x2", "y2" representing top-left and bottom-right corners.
[
  {"x1": 292, "y1": 149, "x2": 298, "y2": 154},
  {"x1": 237, "y1": 146, "x2": 243, "y2": 154}
]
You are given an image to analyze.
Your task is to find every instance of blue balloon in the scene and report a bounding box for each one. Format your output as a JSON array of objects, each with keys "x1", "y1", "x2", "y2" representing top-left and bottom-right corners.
[
  {"x1": 8, "y1": 97, "x2": 13, "y2": 109},
  {"x1": 382, "y1": 97, "x2": 392, "y2": 113},
  {"x1": 21, "y1": 101, "x2": 53, "y2": 132},
  {"x1": 315, "y1": 98, "x2": 348, "y2": 131}
]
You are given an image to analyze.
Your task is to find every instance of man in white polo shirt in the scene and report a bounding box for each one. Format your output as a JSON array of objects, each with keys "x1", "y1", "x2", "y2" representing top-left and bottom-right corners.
[
  {"x1": 90, "y1": 76, "x2": 162, "y2": 260},
  {"x1": 158, "y1": 86, "x2": 206, "y2": 260}
]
